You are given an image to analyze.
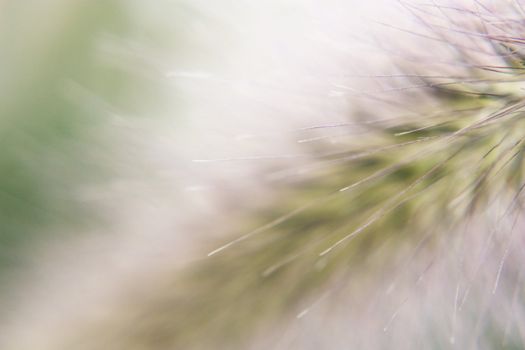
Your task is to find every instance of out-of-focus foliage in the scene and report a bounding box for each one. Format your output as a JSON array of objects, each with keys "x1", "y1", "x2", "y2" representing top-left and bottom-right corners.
[{"x1": 0, "y1": 0, "x2": 173, "y2": 286}]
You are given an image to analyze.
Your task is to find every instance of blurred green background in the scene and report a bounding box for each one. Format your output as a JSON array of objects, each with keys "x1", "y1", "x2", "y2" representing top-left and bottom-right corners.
[{"x1": 0, "y1": 0, "x2": 182, "y2": 295}]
